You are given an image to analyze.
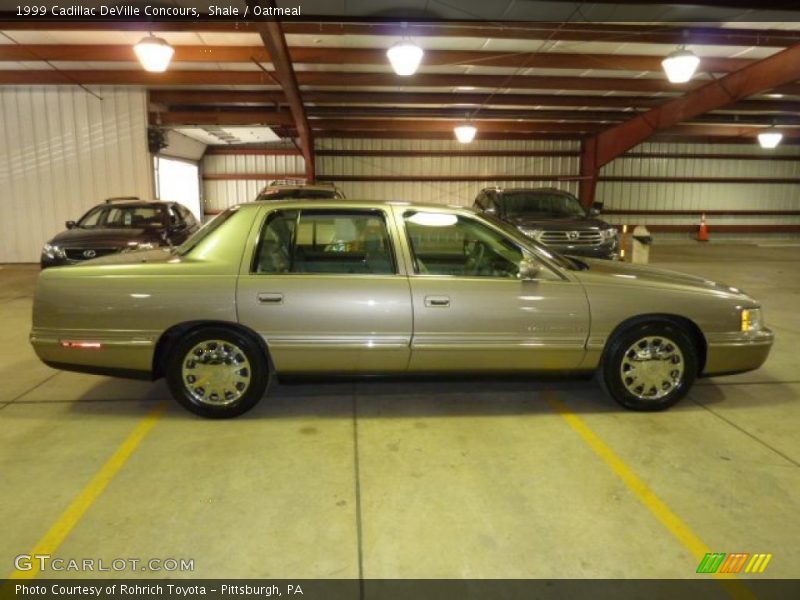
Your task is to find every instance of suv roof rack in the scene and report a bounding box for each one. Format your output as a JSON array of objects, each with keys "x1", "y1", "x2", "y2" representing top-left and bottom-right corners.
[
  {"x1": 267, "y1": 178, "x2": 308, "y2": 187},
  {"x1": 105, "y1": 196, "x2": 142, "y2": 203}
]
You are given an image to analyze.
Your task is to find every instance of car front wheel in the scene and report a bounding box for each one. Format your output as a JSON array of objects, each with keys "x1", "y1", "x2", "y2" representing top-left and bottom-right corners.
[
  {"x1": 166, "y1": 327, "x2": 269, "y2": 418},
  {"x1": 601, "y1": 322, "x2": 698, "y2": 411}
]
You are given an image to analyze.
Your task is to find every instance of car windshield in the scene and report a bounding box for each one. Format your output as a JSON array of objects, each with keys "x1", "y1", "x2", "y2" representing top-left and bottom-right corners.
[
  {"x1": 256, "y1": 189, "x2": 340, "y2": 201},
  {"x1": 480, "y1": 212, "x2": 585, "y2": 271},
  {"x1": 501, "y1": 191, "x2": 586, "y2": 219},
  {"x1": 176, "y1": 207, "x2": 239, "y2": 256},
  {"x1": 78, "y1": 205, "x2": 165, "y2": 229}
]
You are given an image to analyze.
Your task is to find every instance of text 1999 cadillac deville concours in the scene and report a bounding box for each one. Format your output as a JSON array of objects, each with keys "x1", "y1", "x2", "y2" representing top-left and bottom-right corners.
[{"x1": 31, "y1": 200, "x2": 773, "y2": 418}]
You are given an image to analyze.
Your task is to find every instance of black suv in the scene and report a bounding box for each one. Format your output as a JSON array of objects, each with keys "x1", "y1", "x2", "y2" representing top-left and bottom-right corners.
[
  {"x1": 255, "y1": 180, "x2": 346, "y2": 201},
  {"x1": 473, "y1": 187, "x2": 620, "y2": 260},
  {"x1": 41, "y1": 198, "x2": 199, "y2": 268}
]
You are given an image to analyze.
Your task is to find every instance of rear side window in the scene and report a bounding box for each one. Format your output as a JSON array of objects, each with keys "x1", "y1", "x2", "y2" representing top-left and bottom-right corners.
[{"x1": 253, "y1": 209, "x2": 396, "y2": 275}]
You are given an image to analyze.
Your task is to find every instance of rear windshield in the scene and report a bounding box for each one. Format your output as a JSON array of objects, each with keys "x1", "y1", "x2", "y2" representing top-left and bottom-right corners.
[
  {"x1": 501, "y1": 191, "x2": 586, "y2": 219},
  {"x1": 176, "y1": 207, "x2": 239, "y2": 256}
]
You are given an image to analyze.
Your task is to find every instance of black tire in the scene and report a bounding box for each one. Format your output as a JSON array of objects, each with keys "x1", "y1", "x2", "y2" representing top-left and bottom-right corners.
[
  {"x1": 166, "y1": 326, "x2": 269, "y2": 418},
  {"x1": 600, "y1": 321, "x2": 698, "y2": 411}
]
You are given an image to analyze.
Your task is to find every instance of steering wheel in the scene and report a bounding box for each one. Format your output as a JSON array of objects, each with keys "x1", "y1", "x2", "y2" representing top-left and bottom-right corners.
[{"x1": 465, "y1": 240, "x2": 488, "y2": 275}]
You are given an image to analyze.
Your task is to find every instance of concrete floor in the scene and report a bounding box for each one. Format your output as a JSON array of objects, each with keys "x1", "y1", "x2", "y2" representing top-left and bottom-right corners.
[{"x1": 1, "y1": 244, "x2": 798, "y2": 580}]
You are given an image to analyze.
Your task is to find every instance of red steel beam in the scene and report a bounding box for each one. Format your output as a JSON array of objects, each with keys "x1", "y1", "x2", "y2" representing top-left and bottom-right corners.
[
  {"x1": 577, "y1": 42, "x2": 800, "y2": 205},
  {"x1": 150, "y1": 90, "x2": 800, "y2": 116},
  {"x1": 1, "y1": 21, "x2": 800, "y2": 48},
  {"x1": 308, "y1": 119, "x2": 602, "y2": 134},
  {"x1": 579, "y1": 139, "x2": 599, "y2": 208},
  {"x1": 246, "y1": 2, "x2": 314, "y2": 181},
  {"x1": 0, "y1": 44, "x2": 754, "y2": 73},
  {"x1": 150, "y1": 90, "x2": 286, "y2": 106},
  {"x1": 5, "y1": 69, "x2": 800, "y2": 96},
  {"x1": 153, "y1": 110, "x2": 295, "y2": 127},
  {"x1": 152, "y1": 89, "x2": 664, "y2": 109}
]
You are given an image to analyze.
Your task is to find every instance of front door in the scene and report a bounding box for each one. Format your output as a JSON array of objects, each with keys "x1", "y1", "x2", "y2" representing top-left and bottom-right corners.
[
  {"x1": 397, "y1": 209, "x2": 590, "y2": 372},
  {"x1": 237, "y1": 207, "x2": 412, "y2": 373}
]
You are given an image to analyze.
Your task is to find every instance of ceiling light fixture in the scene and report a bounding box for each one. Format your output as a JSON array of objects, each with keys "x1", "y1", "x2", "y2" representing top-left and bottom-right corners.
[
  {"x1": 662, "y1": 47, "x2": 700, "y2": 84},
  {"x1": 134, "y1": 35, "x2": 175, "y2": 73},
  {"x1": 757, "y1": 128, "x2": 783, "y2": 149},
  {"x1": 387, "y1": 41, "x2": 424, "y2": 76},
  {"x1": 454, "y1": 122, "x2": 477, "y2": 144}
]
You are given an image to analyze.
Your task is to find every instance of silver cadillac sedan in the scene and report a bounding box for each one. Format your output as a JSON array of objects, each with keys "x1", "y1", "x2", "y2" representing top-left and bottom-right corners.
[{"x1": 30, "y1": 200, "x2": 773, "y2": 418}]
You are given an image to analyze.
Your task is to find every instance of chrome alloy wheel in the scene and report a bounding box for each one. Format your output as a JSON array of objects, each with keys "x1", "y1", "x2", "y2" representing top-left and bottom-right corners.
[
  {"x1": 181, "y1": 340, "x2": 252, "y2": 406},
  {"x1": 619, "y1": 336, "x2": 685, "y2": 401}
]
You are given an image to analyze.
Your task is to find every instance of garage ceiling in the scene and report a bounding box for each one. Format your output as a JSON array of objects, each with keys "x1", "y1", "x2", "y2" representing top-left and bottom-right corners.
[{"x1": 2, "y1": 20, "x2": 800, "y2": 145}]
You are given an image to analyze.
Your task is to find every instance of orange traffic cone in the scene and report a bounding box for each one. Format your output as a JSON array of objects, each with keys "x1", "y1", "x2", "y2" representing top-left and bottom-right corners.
[{"x1": 697, "y1": 213, "x2": 709, "y2": 242}]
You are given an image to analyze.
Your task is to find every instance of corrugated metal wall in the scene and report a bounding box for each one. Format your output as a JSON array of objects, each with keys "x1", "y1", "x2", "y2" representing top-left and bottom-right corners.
[
  {"x1": 0, "y1": 87, "x2": 153, "y2": 263},
  {"x1": 316, "y1": 138, "x2": 581, "y2": 206},
  {"x1": 201, "y1": 137, "x2": 800, "y2": 237},
  {"x1": 203, "y1": 152, "x2": 306, "y2": 212},
  {"x1": 598, "y1": 142, "x2": 800, "y2": 230}
]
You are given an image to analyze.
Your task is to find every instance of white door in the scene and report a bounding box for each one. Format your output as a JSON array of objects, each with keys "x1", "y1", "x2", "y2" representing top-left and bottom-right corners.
[{"x1": 155, "y1": 156, "x2": 202, "y2": 219}]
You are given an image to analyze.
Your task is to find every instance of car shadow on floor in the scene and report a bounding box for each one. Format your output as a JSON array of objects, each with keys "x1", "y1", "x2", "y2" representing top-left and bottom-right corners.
[{"x1": 48, "y1": 372, "x2": 798, "y2": 421}]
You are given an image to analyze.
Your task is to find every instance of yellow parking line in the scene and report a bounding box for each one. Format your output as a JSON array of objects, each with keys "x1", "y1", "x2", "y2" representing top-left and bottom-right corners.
[
  {"x1": 9, "y1": 401, "x2": 168, "y2": 580},
  {"x1": 544, "y1": 393, "x2": 756, "y2": 600}
]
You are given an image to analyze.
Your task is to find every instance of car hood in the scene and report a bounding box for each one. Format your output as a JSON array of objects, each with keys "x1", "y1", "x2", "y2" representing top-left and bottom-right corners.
[
  {"x1": 506, "y1": 215, "x2": 610, "y2": 230},
  {"x1": 49, "y1": 227, "x2": 164, "y2": 247},
  {"x1": 574, "y1": 258, "x2": 747, "y2": 296}
]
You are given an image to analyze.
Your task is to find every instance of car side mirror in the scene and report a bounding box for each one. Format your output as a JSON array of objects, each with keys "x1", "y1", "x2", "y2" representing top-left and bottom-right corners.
[
  {"x1": 589, "y1": 207, "x2": 601, "y2": 217},
  {"x1": 66, "y1": 220, "x2": 77, "y2": 229},
  {"x1": 519, "y1": 258, "x2": 541, "y2": 280}
]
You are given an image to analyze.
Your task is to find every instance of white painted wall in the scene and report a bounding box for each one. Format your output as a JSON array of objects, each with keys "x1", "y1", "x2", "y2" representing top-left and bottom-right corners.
[
  {"x1": 201, "y1": 138, "x2": 580, "y2": 212},
  {"x1": 203, "y1": 152, "x2": 306, "y2": 212},
  {"x1": 598, "y1": 141, "x2": 800, "y2": 230},
  {"x1": 0, "y1": 87, "x2": 152, "y2": 263},
  {"x1": 201, "y1": 136, "x2": 800, "y2": 238},
  {"x1": 317, "y1": 138, "x2": 580, "y2": 206}
]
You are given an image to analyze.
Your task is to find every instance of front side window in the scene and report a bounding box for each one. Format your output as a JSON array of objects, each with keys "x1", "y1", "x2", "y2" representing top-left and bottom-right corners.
[
  {"x1": 403, "y1": 211, "x2": 524, "y2": 278},
  {"x1": 254, "y1": 210, "x2": 395, "y2": 275},
  {"x1": 77, "y1": 206, "x2": 103, "y2": 228}
]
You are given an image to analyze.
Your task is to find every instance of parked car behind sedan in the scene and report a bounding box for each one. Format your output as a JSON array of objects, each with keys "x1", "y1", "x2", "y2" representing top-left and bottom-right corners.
[
  {"x1": 255, "y1": 180, "x2": 346, "y2": 201},
  {"x1": 31, "y1": 200, "x2": 772, "y2": 418},
  {"x1": 41, "y1": 198, "x2": 199, "y2": 268},
  {"x1": 474, "y1": 187, "x2": 620, "y2": 259}
]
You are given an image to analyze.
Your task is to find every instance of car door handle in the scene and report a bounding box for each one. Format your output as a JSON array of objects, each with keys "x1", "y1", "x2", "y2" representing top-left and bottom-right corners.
[
  {"x1": 425, "y1": 296, "x2": 450, "y2": 308},
  {"x1": 257, "y1": 293, "x2": 283, "y2": 304}
]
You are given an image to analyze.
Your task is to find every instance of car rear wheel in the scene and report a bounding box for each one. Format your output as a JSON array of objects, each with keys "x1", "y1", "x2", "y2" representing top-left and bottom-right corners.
[
  {"x1": 601, "y1": 322, "x2": 698, "y2": 411},
  {"x1": 166, "y1": 327, "x2": 269, "y2": 418}
]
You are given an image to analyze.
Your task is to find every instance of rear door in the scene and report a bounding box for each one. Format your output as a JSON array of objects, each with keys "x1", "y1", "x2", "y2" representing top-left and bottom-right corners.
[{"x1": 236, "y1": 206, "x2": 413, "y2": 374}]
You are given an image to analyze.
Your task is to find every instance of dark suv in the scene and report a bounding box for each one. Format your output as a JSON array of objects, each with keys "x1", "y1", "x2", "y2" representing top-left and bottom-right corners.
[
  {"x1": 473, "y1": 187, "x2": 619, "y2": 260},
  {"x1": 255, "y1": 180, "x2": 346, "y2": 201},
  {"x1": 41, "y1": 198, "x2": 199, "y2": 268}
]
